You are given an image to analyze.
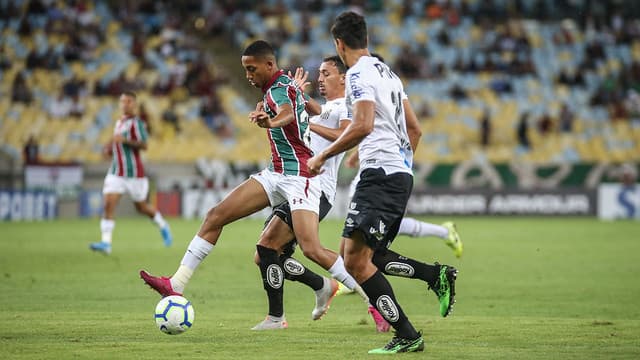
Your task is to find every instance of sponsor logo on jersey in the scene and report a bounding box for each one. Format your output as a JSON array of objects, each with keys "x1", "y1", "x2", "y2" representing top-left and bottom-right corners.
[
  {"x1": 384, "y1": 262, "x2": 415, "y2": 277},
  {"x1": 376, "y1": 295, "x2": 399, "y2": 322},
  {"x1": 283, "y1": 258, "x2": 305, "y2": 276},
  {"x1": 349, "y1": 72, "x2": 362, "y2": 99},
  {"x1": 266, "y1": 264, "x2": 283, "y2": 289}
]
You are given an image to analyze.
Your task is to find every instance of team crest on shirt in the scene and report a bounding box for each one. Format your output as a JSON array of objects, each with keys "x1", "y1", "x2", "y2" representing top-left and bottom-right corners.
[
  {"x1": 368, "y1": 220, "x2": 386, "y2": 240},
  {"x1": 320, "y1": 109, "x2": 332, "y2": 120}
]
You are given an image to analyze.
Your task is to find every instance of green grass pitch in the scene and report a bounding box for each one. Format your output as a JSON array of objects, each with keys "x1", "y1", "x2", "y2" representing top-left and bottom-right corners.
[{"x1": 1, "y1": 217, "x2": 639, "y2": 359}]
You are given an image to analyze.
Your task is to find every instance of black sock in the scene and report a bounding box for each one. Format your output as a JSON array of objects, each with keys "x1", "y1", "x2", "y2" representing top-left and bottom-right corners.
[
  {"x1": 256, "y1": 245, "x2": 284, "y2": 317},
  {"x1": 373, "y1": 248, "x2": 439, "y2": 287},
  {"x1": 361, "y1": 270, "x2": 419, "y2": 340},
  {"x1": 280, "y1": 255, "x2": 324, "y2": 291}
]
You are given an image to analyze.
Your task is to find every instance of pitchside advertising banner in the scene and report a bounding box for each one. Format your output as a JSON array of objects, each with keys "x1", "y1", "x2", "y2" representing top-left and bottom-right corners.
[
  {"x1": 598, "y1": 184, "x2": 640, "y2": 220},
  {"x1": 192, "y1": 159, "x2": 638, "y2": 190},
  {"x1": 0, "y1": 190, "x2": 57, "y2": 221},
  {"x1": 24, "y1": 164, "x2": 83, "y2": 198},
  {"x1": 406, "y1": 189, "x2": 595, "y2": 215},
  {"x1": 175, "y1": 187, "x2": 597, "y2": 219}
]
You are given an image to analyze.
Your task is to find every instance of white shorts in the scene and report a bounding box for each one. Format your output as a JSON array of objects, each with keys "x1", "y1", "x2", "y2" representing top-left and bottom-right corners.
[
  {"x1": 251, "y1": 169, "x2": 321, "y2": 214},
  {"x1": 103, "y1": 174, "x2": 149, "y2": 202}
]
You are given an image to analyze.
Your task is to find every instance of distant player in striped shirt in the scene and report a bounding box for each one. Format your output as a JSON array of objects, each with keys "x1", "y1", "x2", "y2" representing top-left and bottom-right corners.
[{"x1": 89, "y1": 91, "x2": 172, "y2": 255}]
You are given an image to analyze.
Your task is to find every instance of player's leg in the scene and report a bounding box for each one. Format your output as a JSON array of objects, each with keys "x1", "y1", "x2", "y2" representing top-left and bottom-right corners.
[
  {"x1": 291, "y1": 209, "x2": 365, "y2": 292},
  {"x1": 372, "y1": 247, "x2": 458, "y2": 317},
  {"x1": 140, "y1": 177, "x2": 271, "y2": 296},
  {"x1": 343, "y1": 231, "x2": 423, "y2": 353},
  {"x1": 398, "y1": 217, "x2": 463, "y2": 257},
  {"x1": 333, "y1": 237, "x2": 390, "y2": 332},
  {"x1": 251, "y1": 213, "x2": 290, "y2": 330},
  {"x1": 130, "y1": 177, "x2": 173, "y2": 247},
  {"x1": 344, "y1": 169, "x2": 425, "y2": 352},
  {"x1": 284, "y1": 178, "x2": 362, "y2": 292},
  {"x1": 90, "y1": 174, "x2": 124, "y2": 254},
  {"x1": 252, "y1": 195, "x2": 339, "y2": 327}
]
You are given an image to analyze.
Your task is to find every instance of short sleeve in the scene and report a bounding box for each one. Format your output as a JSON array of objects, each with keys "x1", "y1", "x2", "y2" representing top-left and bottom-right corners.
[
  {"x1": 134, "y1": 118, "x2": 148, "y2": 142},
  {"x1": 339, "y1": 101, "x2": 351, "y2": 121},
  {"x1": 268, "y1": 86, "x2": 292, "y2": 109},
  {"x1": 401, "y1": 91, "x2": 408, "y2": 100}
]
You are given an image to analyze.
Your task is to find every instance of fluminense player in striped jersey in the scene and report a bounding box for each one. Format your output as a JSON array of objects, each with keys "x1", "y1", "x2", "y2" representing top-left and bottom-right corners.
[
  {"x1": 140, "y1": 41, "x2": 363, "y2": 309},
  {"x1": 89, "y1": 91, "x2": 172, "y2": 255}
]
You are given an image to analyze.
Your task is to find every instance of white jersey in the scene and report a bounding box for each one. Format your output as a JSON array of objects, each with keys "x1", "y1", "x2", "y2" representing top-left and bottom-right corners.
[
  {"x1": 345, "y1": 55, "x2": 413, "y2": 176},
  {"x1": 310, "y1": 98, "x2": 350, "y2": 205}
]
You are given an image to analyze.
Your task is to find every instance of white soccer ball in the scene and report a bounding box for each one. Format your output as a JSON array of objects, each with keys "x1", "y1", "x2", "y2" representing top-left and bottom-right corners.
[{"x1": 154, "y1": 295, "x2": 195, "y2": 335}]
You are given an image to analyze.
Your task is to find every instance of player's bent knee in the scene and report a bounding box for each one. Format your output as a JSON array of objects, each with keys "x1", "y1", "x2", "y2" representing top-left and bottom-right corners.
[
  {"x1": 344, "y1": 257, "x2": 365, "y2": 278},
  {"x1": 204, "y1": 206, "x2": 225, "y2": 230},
  {"x1": 301, "y1": 246, "x2": 323, "y2": 263}
]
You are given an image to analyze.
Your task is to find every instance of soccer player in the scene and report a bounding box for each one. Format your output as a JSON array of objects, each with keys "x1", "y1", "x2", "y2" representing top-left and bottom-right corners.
[
  {"x1": 139, "y1": 41, "x2": 359, "y2": 312},
  {"x1": 250, "y1": 56, "x2": 388, "y2": 331},
  {"x1": 89, "y1": 91, "x2": 172, "y2": 255},
  {"x1": 307, "y1": 12, "x2": 458, "y2": 353}
]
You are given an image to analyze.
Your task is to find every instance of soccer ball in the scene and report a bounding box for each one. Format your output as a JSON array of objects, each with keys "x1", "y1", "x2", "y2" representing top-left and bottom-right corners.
[{"x1": 154, "y1": 295, "x2": 195, "y2": 335}]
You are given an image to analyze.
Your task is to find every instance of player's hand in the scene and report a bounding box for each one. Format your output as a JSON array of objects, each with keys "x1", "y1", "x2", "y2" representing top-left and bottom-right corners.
[
  {"x1": 307, "y1": 154, "x2": 326, "y2": 176},
  {"x1": 102, "y1": 141, "x2": 114, "y2": 158},
  {"x1": 249, "y1": 111, "x2": 271, "y2": 128},
  {"x1": 288, "y1": 67, "x2": 310, "y2": 92},
  {"x1": 113, "y1": 135, "x2": 125, "y2": 144},
  {"x1": 255, "y1": 101, "x2": 264, "y2": 112}
]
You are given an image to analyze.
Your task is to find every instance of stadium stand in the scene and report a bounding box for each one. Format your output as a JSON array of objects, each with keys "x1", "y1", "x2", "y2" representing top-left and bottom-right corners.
[
  {"x1": 1, "y1": 0, "x2": 639, "y2": 167},
  {"x1": 0, "y1": 0, "x2": 256, "y2": 165},
  {"x1": 226, "y1": 0, "x2": 640, "y2": 164}
]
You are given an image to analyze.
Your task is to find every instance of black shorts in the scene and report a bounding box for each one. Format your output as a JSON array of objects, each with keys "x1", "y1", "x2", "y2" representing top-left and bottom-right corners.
[
  {"x1": 342, "y1": 168, "x2": 413, "y2": 250},
  {"x1": 263, "y1": 192, "x2": 332, "y2": 257}
]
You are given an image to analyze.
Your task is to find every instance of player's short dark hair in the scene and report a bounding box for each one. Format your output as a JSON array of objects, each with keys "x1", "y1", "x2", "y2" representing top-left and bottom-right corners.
[
  {"x1": 370, "y1": 53, "x2": 385, "y2": 62},
  {"x1": 331, "y1": 11, "x2": 368, "y2": 49},
  {"x1": 322, "y1": 55, "x2": 347, "y2": 74},
  {"x1": 243, "y1": 40, "x2": 276, "y2": 59},
  {"x1": 122, "y1": 91, "x2": 137, "y2": 99}
]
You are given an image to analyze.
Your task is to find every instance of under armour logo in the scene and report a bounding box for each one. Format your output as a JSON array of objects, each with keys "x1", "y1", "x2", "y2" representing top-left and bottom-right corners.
[{"x1": 292, "y1": 198, "x2": 304, "y2": 205}]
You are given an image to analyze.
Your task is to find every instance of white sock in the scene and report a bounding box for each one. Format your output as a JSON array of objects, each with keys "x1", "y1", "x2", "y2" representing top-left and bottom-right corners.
[
  {"x1": 398, "y1": 217, "x2": 448, "y2": 239},
  {"x1": 100, "y1": 219, "x2": 115, "y2": 244},
  {"x1": 328, "y1": 256, "x2": 359, "y2": 290},
  {"x1": 153, "y1": 211, "x2": 167, "y2": 228},
  {"x1": 170, "y1": 235, "x2": 214, "y2": 293}
]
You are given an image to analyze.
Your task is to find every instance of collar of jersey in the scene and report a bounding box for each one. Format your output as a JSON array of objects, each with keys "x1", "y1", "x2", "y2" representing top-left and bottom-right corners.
[{"x1": 262, "y1": 69, "x2": 285, "y2": 93}]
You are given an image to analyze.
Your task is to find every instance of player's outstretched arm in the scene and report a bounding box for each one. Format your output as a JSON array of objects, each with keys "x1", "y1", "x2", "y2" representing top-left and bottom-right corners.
[
  {"x1": 289, "y1": 67, "x2": 321, "y2": 116},
  {"x1": 402, "y1": 99, "x2": 422, "y2": 152},
  {"x1": 310, "y1": 119, "x2": 350, "y2": 142},
  {"x1": 307, "y1": 101, "x2": 373, "y2": 174},
  {"x1": 113, "y1": 135, "x2": 147, "y2": 150}
]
